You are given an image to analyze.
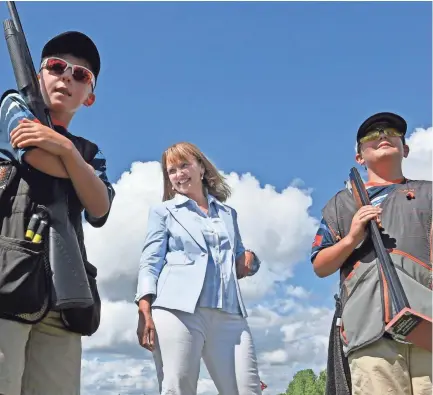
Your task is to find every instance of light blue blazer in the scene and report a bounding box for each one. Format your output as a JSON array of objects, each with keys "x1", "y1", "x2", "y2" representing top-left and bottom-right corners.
[{"x1": 135, "y1": 194, "x2": 257, "y2": 318}]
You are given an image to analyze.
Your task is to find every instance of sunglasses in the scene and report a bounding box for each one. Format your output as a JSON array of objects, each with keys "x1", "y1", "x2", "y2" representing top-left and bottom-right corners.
[
  {"x1": 359, "y1": 127, "x2": 403, "y2": 144},
  {"x1": 40, "y1": 57, "x2": 95, "y2": 89}
]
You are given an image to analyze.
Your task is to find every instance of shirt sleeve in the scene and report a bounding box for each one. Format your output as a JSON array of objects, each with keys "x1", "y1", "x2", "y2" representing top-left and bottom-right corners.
[
  {"x1": 310, "y1": 217, "x2": 336, "y2": 263},
  {"x1": 0, "y1": 90, "x2": 36, "y2": 163},
  {"x1": 84, "y1": 149, "x2": 116, "y2": 228},
  {"x1": 232, "y1": 208, "x2": 245, "y2": 259}
]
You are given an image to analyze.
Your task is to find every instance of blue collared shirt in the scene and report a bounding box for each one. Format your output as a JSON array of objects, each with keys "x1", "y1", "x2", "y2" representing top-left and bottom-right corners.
[{"x1": 175, "y1": 193, "x2": 242, "y2": 315}]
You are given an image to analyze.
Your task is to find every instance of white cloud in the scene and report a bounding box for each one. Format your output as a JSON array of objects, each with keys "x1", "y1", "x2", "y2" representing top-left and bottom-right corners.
[
  {"x1": 80, "y1": 129, "x2": 431, "y2": 394},
  {"x1": 83, "y1": 163, "x2": 318, "y2": 305},
  {"x1": 81, "y1": 161, "x2": 319, "y2": 394},
  {"x1": 82, "y1": 300, "x2": 138, "y2": 351},
  {"x1": 81, "y1": 357, "x2": 158, "y2": 395},
  {"x1": 248, "y1": 303, "x2": 333, "y2": 392},
  {"x1": 260, "y1": 348, "x2": 289, "y2": 365},
  {"x1": 286, "y1": 285, "x2": 310, "y2": 299},
  {"x1": 197, "y1": 378, "x2": 218, "y2": 394},
  {"x1": 83, "y1": 161, "x2": 164, "y2": 302},
  {"x1": 403, "y1": 127, "x2": 432, "y2": 181}
]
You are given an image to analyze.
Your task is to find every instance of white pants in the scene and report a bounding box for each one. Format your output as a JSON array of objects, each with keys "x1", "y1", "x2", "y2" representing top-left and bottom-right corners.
[{"x1": 152, "y1": 307, "x2": 262, "y2": 395}]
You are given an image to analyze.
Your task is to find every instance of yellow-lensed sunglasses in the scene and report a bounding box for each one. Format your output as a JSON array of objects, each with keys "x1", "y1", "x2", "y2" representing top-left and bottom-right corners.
[{"x1": 359, "y1": 127, "x2": 403, "y2": 144}]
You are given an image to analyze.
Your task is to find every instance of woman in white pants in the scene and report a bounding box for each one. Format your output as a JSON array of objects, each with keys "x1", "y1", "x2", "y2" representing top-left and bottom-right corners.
[{"x1": 135, "y1": 142, "x2": 262, "y2": 395}]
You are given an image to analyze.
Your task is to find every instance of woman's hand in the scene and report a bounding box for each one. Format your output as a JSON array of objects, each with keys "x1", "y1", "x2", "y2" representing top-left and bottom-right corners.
[
  {"x1": 236, "y1": 250, "x2": 255, "y2": 279},
  {"x1": 137, "y1": 298, "x2": 156, "y2": 351}
]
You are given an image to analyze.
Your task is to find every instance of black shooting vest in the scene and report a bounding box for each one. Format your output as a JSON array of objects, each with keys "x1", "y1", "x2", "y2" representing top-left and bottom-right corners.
[{"x1": 0, "y1": 125, "x2": 101, "y2": 335}]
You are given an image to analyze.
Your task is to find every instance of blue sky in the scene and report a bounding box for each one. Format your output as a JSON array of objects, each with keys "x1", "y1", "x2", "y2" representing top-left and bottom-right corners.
[
  {"x1": 1, "y1": 2, "x2": 430, "y2": 195},
  {"x1": 0, "y1": 1, "x2": 431, "y2": 393}
]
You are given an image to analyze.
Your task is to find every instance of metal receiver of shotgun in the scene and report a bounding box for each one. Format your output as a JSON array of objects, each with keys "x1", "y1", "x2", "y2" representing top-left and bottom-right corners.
[
  {"x1": 349, "y1": 167, "x2": 431, "y2": 352},
  {"x1": 3, "y1": 1, "x2": 93, "y2": 309}
]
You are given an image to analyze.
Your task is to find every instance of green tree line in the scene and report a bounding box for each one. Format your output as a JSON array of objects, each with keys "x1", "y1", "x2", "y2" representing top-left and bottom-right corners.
[
  {"x1": 277, "y1": 368, "x2": 327, "y2": 395},
  {"x1": 217, "y1": 368, "x2": 327, "y2": 395}
]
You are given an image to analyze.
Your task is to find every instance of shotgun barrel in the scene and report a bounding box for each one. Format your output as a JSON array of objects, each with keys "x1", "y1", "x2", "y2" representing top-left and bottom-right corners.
[{"x1": 349, "y1": 167, "x2": 410, "y2": 312}]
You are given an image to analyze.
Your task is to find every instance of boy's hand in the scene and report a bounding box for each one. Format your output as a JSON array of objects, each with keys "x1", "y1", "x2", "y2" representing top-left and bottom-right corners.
[
  {"x1": 10, "y1": 119, "x2": 73, "y2": 157},
  {"x1": 348, "y1": 205, "x2": 382, "y2": 246}
]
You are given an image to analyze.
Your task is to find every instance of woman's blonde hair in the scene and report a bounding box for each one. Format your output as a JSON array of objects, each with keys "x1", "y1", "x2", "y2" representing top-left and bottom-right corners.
[{"x1": 161, "y1": 142, "x2": 231, "y2": 202}]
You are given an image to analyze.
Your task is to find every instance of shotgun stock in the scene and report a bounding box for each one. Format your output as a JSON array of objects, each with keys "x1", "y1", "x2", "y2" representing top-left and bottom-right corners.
[{"x1": 3, "y1": 1, "x2": 93, "y2": 309}]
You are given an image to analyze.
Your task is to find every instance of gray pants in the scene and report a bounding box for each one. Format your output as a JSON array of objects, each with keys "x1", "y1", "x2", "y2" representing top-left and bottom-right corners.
[
  {"x1": 0, "y1": 311, "x2": 81, "y2": 395},
  {"x1": 152, "y1": 307, "x2": 262, "y2": 395}
]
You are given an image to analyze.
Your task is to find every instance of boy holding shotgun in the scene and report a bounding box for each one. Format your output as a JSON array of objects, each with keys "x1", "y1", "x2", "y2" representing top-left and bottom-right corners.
[
  {"x1": 311, "y1": 112, "x2": 432, "y2": 395},
  {"x1": 0, "y1": 31, "x2": 114, "y2": 395}
]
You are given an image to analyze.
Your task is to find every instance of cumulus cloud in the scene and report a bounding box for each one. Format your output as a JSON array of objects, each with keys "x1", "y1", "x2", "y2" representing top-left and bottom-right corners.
[
  {"x1": 261, "y1": 348, "x2": 289, "y2": 365},
  {"x1": 80, "y1": 127, "x2": 431, "y2": 394},
  {"x1": 81, "y1": 161, "x2": 320, "y2": 394},
  {"x1": 81, "y1": 357, "x2": 158, "y2": 395},
  {"x1": 286, "y1": 285, "x2": 310, "y2": 299},
  {"x1": 82, "y1": 300, "x2": 138, "y2": 352},
  {"x1": 83, "y1": 163, "x2": 318, "y2": 305},
  {"x1": 403, "y1": 127, "x2": 432, "y2": 181}
]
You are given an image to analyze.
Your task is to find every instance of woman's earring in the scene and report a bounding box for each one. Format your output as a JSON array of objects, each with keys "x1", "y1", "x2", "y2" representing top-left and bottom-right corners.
[{"x1": 201, "y1": 173, "x2": 204, "y2": 180}]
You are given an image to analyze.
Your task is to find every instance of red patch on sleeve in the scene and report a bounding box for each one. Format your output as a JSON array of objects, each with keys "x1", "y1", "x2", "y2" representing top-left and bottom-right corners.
[{"x1": 312, "y1": 234, "x2": 323, "y2": 247}]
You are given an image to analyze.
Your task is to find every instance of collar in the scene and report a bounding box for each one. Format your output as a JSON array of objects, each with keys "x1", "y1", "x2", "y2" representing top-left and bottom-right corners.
[
  {"x1": 173, "y1": 192, "x2": 228, "y2": 211},
  {"x1": 365, "y1": 177, "x2": 406, "y2": 188},
  {"x1": 51, "y1": 118, "x2": 68, "y2": 129},
  {"x1": 53, "y1": 124, "x2": 69, "y2": 137}
]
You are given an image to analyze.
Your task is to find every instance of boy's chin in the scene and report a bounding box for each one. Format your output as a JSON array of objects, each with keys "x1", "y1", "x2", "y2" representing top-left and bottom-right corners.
[
  {"x1": 366, "y1": 152, "x2": 403, "y2": 167},
  {"x1": 47, "y1": 100, "x2": 78, "y2": 114}
]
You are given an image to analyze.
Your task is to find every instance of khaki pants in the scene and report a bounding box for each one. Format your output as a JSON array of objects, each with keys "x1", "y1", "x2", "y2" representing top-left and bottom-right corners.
[
  {"x1": 349, "y1": 336, "x2": 433, "y2": 395},
  {"x1": 0, "y1": 311, "x2": 81, "y2": 395}
]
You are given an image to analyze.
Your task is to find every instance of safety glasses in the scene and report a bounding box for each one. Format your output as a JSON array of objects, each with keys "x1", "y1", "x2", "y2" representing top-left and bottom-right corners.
[
  {"x1": 40, "y1": 57, "x2": 95, "y2": 89},
  {"x1": 359, "y1": 127, "x2": 403, "y2": 144}
]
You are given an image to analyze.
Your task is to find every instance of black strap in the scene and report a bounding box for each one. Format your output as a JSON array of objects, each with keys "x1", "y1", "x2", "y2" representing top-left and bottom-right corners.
[{"x1": 325, "y1": 294, "x2": 352, "y2": 395}]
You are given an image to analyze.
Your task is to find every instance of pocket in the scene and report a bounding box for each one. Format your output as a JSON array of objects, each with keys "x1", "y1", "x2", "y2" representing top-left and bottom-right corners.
[
  {"x1": 165, "y1": 250, "x2": 194, "y2": 266},
  {"x1": 389, "y1": 250, "x2": 431, "y2": 288},
  {"x1": 0, "y1": 162, "x2": 15, "y2": 191},
  {"x1": 340, "y1": 263, "x2": 385, "y2": 352},
  {"x1": 60, "y1": 260, "x2": 101, "y2": 336},
  {"x1": 0, "y1": 235, "x2": 48, "y2": 314},
  {"x1": 395, "y1": 267, "x2": 432, "y2": 320}
]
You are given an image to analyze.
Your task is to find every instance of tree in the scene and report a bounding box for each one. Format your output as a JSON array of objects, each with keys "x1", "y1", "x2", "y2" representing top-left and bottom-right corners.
[
  {"x1": 316, "y1": 369, "x2": 327, "y2": 394},
  {"x1": 278, "y1": 368, "x2": 327, "y2": 395}
]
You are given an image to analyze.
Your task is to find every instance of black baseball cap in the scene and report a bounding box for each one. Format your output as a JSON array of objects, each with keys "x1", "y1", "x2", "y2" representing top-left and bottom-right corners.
[
  {"x1": 357, "y1": 112, "x2": 407, "y2": 142},
  {"x1": 41, "y1": 31, "x2": 100, "y2": 82}
]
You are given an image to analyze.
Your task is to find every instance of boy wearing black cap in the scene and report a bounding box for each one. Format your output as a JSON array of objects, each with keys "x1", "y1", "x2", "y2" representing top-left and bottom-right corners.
[
  {"x1": 311, "y1": 112, "x2": 432, "y2": 394},
  {"x1": 0, "y1": 31, "x2": 114, "y2": 395}
]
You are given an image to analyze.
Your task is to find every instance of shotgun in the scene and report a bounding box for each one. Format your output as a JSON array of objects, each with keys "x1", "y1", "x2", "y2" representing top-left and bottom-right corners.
[
  {"x1": 3, "y1": 1, "x2": 93, "y2": 309},
  {"x1": 349, "y1": 167, "x2": 431, "y2": 351}
]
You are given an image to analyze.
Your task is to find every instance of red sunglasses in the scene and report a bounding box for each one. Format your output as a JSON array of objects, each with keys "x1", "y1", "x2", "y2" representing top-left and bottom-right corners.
[{"x1": 40, "y1": 57, "x2": 95, "y2": 89}]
